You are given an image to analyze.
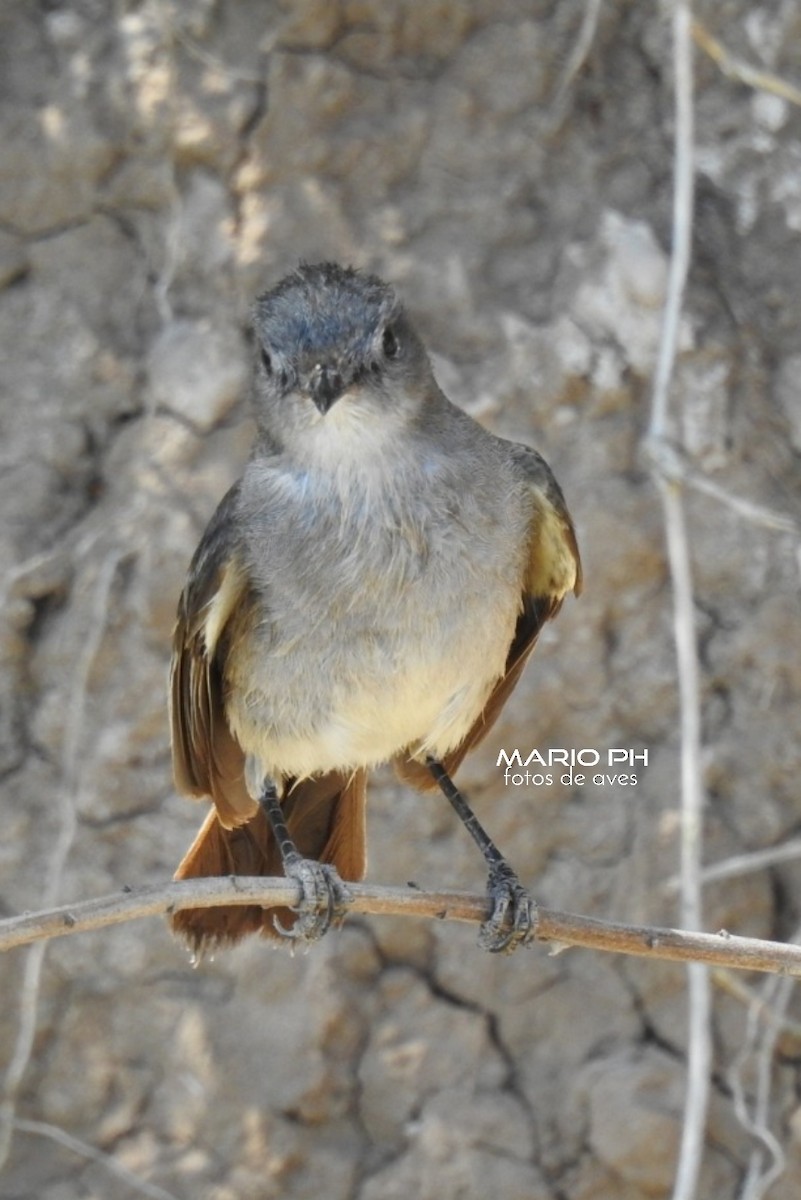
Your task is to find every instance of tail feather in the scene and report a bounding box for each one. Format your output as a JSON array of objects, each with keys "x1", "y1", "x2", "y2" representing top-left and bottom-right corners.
[{"x1": 170, "y1": 770, "x2": 367, "y2": 953}]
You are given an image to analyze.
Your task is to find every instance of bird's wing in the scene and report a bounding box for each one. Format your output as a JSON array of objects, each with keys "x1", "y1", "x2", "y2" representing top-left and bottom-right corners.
[
  {"x1": 396, "y1": 443, "x2": 582, "y2": 790},
  {"x1": 170, "y1": 482, "x2": 256, "y2": 829}
]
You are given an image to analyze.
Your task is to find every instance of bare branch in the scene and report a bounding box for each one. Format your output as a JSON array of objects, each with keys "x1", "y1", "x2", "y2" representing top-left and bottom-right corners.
[
  {"x1": 713, "y1": 969, "x2": 801, "y2": 1041},
  {"x1": 14, "y1": 1119, "x2": 180, "y2": 1200},
  {"x1": 726, "y1": 922, "x2": 801, "y2": 1199},
  {"x1": 684, "y1": 472, "x2": 798, "y2": 537},
  {"x1": 647, "y1": 5, "x2": 713, "y2": 1199},
  {"x1": 548, "y1": 0, "x2": 604, "y2": 129},
  {"x1": 0, "y1": 550, "x2": 125, "y2": 1174},
  {"x1": 2, "y1": 877, "x2": 801, "y2": 978},
  {"x1": 664, "y1": 838, "x2": 801, "y2": 893},
  {"x1": 692, "y1": 19, "x2": 801, "y2": 108}
]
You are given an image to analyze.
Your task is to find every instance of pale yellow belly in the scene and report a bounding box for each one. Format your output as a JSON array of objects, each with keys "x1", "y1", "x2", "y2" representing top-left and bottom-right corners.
[{"x1": 228, "y1": 605, "x2": 517, "y2": 783}]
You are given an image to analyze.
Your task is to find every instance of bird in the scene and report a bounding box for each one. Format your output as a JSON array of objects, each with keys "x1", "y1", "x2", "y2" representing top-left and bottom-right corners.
[{"x1": 168, "y1": 261, "x2": 581, "y2": 956}]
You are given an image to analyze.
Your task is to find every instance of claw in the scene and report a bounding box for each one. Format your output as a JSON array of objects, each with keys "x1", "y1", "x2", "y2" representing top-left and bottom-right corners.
[
  {"x1": 478, "y1": 862, "x2": 537, "y2": 954},
  {"x1": 273, "y1": 858, "x2": 352, "y2": 943}
]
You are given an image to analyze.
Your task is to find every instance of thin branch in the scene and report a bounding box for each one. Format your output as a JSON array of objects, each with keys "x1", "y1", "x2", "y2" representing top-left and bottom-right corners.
[
  {"x1": 726, "y1": 914, "x2": 800, "y2": 1200},
  {"x1": 684, "y1": 471, "x2": 798, "y2": 537},
  {"x1": 2, "y1": 877, "x2": 801, "y2": 977},
  {"x1": 713, "y1": 969, "x2": 801, "y2": 1041},
  {"x1": 664, "y1": 838, "x2": 801, "y2": 893},
  {"x1": 729, "y1": 995, "x2": 786, "y2": 1200},
  {"x1": 644, "y1": 440, "x2": 799, "y2": 544},
  {"x1": 692, "y1": 19, "x2": 801, "y2": 108},
  {"x1": 665, "y1": 476, "x2": 712, "y2": 1200},
  {"x1": 548, "y1": 0, "x2": 604, "y2": 129},
  {"x1": 646, "y1": 11, "x2": 801, "y2": 1191},
  {"x1": 720, "y1": 975, "x2": 796, "y2": 1195},
  {"x1": 647, "y1": 6, "x2": 695, "y2": 445},
  {"x1": 647, "y1": 5, "x2": 712, "y2": 1200},
  {"x1": 14, "y1": 1119, "x2": 180, "y2": 1200},
  {"x1": 0, "y1": 551, "x2": 125, "y2": 1173},
  {"x1": 170, "y1": 24, "x2": 267, "y2": 84}
]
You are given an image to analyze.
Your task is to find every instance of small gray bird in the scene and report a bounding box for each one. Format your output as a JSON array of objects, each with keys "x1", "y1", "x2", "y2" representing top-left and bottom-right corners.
[{"x1": 170, "y1": 262, "x2": 581, "y2": 955}]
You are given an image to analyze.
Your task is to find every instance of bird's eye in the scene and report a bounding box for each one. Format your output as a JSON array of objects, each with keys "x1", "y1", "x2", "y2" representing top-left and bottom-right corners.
[
  {"x1": 382, "y1": 326, "x2": 400, "y2": 359},
  {"x1": 260, "y1": 346, "x2": 273, "y2": 375}
]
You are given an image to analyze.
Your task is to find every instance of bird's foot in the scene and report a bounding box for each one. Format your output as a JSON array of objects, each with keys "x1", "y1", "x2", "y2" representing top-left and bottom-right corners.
[
  {"x1": 274, "y1": 857, "x2": 352, "y2": 943},
  {"x1": 478, "y1": 861, "x2": 537, "y2": 954}
]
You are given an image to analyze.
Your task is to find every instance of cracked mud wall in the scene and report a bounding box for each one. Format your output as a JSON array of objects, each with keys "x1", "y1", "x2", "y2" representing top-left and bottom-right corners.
[{"x1": 1, "y1": 2, "x2": 800, "y2": 1198}]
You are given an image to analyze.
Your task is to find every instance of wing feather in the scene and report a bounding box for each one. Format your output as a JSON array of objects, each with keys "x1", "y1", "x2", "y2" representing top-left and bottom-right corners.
[
  {"x1": 169, "y1": 484, "x2": 255, "y2": 829},
  {"x1": 395, "y1": 443, "x2": 581, "y2": 791}
]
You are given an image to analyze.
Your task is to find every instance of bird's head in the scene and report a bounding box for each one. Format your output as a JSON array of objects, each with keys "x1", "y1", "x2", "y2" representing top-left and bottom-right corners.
[{"x1": 251, "y1": 263, "x2": 434, "y2": 454}]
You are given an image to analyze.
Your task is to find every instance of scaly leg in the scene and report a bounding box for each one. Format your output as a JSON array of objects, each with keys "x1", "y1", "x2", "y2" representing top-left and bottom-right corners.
[
  {"x1": 426, "y1": 757, "x2": 536, "y2": 953},
  {"x1": 260, "y1": 782, "x2": 351, "y2": 943}
]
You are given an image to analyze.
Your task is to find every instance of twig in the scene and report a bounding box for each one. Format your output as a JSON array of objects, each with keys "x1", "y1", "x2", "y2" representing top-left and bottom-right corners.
[
  {"x1": 692, "y1": 19, "x2": 801, "y2": 108},
  {"x1": 647, "y1": 5, "x2": 712, "y2": 1200},
  {"x1": 14, "y1": 1119, "x2": 180, "y2": 1200},
  {"x1": 663, "y1": 475, "x2": 713, "y2": 1200},
  {"x1": 664, "y1": 838, "x2": 801, "y2": 893},
  {"x1": 548, "y1": 0, "x2": 604, "y2": 129},
  {"x1": 726, "y1": 915, "x2": 799, "y2": 1200},
  {"x1": 684, "y1": 472, "x2": 798, "y2": 537},
  {"x1": 730, "y1": 990, "x2": 787, "y2": 1199},
  {"x1": 170, "y1": 23, "x2": 267, "y2": 84},
  {"x1": 713, "y1": 969, "x2": 801, "y2": 1041},
  {"x1": 648, "y1": 10, "x2": 695, "y2": 445},
  {"x1": 643, "y1": 441, "x2": 798, "y2": 542},
  {"x1": 0, "y1": 552, "x2": 124, "y2": 1172},
  {"x1": 2, "y1": 877, "x2": 801, "y2": 976}
]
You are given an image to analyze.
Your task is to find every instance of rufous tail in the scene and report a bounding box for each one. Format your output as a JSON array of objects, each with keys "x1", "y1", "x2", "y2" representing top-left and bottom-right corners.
[{"x1": 170, "y1": 770, "x2": 367, "y2": 953}]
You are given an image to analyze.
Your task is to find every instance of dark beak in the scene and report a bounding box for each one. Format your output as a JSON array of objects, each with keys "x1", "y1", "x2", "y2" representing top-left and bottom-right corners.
[{"x1": 309, "y1": 364, "x2": 344, "y2": 415}]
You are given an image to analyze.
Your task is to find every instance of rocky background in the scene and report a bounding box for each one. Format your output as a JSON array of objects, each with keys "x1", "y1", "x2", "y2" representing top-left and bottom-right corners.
[{"x1": 2, "y1": 2, "x2": 801, "y2": 1198}]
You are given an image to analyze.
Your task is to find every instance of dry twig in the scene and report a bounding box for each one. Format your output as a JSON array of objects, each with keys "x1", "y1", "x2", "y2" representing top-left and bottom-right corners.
[
  {"x1": 692, "y1": 19, "x2": 801, "y2": 107},
  {"x1": 14, "y1": 1119, "x2": 180, "y2": 1200},
  {"x1": 0, "y1": 551, "x2": 125, "y2": 1173},
  {"x1": 548, "y1": 0, "x2": 604, "y2": 129},
  {"x1": 665, "y1": 838, "x2": 801, "y2": 893},
  {"x1": 2, "y1": 877, "x2": 801, "y2": 978},
  {"x1": 647, "y1": 5, "x2": 713, "y2": 1199},
  {"x1": 727, "y1": 931, "x2": 798, "y2": 1200}
]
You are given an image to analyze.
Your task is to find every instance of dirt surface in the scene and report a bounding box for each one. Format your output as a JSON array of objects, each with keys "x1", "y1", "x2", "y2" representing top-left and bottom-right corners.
[{"x1": 1, "y1": 2, "x2": 801, "y2": 1197}]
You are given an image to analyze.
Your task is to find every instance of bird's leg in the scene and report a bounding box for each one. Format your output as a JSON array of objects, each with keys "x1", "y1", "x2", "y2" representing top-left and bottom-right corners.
[
  {"x1": 259, "y1": 782, "x2": 351, "y2": 942},
  {"x1": 426, "y1": 757, "x2": 536, "y2": 953}
]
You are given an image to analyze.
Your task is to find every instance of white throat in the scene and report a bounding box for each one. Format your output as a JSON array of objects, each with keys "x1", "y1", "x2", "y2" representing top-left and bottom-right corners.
[{"x1": 296, "y1": 388, "x2": 410, "y2": 477}]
